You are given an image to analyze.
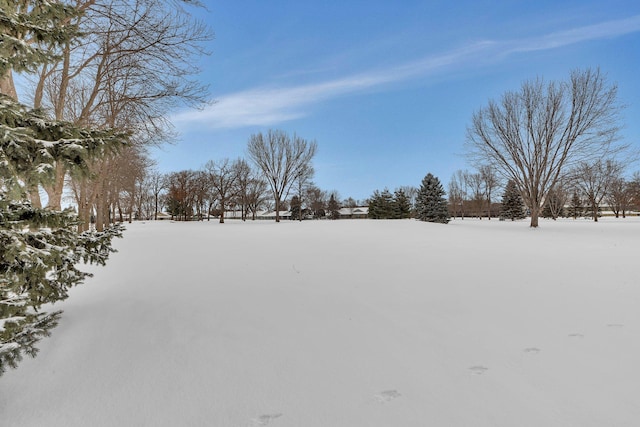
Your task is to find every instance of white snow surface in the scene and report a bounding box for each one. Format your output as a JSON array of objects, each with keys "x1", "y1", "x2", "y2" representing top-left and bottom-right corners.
[{"x1": 2, "y1": 218, "x2": 640, "y2": 426}]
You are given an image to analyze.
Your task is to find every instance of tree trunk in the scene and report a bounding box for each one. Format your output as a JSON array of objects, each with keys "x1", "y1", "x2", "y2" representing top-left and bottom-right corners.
[
  {"x1": 529, "y1": 206, "x2": 540, "y2": 228},
  {"x1": 44, "y1": 162, "x2": 66, "y2": 210},
  {"x1": 0, "y1": 71, "x2": 18, "y2": 99},
  {"x1": 77, "y1": 181, "x2": 90, "y2": 232},
  {"x1": 27, "y1": 186, "x2": 42, "y2": 209}
]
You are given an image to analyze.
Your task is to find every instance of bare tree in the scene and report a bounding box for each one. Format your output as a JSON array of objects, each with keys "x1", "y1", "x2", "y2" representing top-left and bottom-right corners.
[
  {"x1": 146, "y1": 170, "x2": 168, "y2": 220},
  {"x1": 245, "y1": 175, "x2": 269, "y2": 220},
  {"x1": 570, "y1": 159, "x2": 624, "y2": 221},
  {"x1": 467, "y1": 68, "x2": 623, "y2": 227},
  {"x1": 247, "y1": 129, "x2": 317, "y2": 222},
  {"x1": 231, "y1": 158, "x2": 252, "y2": 221},
  {"x1": 448, "y1": 173, "x2": 465, "y2": 219},
  {"x1": 626, "y1": 172, "x2": 640, "y2": 213},
  {"x1": 306, "y1": 185, "x2": 327, "y2": 219},
  {"x1": 292, "y1": 164, "x2": 314, "y2": 221},
  {"x1": 112, "y1": 145, "x2": 152, "y2": 222},
  {"x1": 542, "y1": 181, "x2": 568, "y2": 220},
  {"x1": 479, "y1": 164, "x2": 500, "y2": 219},
  {"x1": 464, "y1": 171, "x2": 484, "y2": 218},
  {"x1": 606, "y1": 176, "x2": 632, "y2": 218},
  {"x1": 204, "y1": 159, "x2": 239, "y2": 223},
  {"x1": 165, "y1": 170, "x2": 197, "y2": 221},
  {"x1": 343, "y1": 197, "x2": 357, "y2": 218}
]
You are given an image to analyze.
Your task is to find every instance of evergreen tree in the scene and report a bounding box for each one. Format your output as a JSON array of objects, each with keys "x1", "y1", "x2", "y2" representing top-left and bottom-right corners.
[
  {"x1": 367, "y1": 188, "x2": 396, "y2": 219},
  {"x1": 567, "y1": 190, "x2": 584, "y2": 219},
  {"x1": 415, "y1": 173, "x2": 449, "y2": 223},
  {"x1": 367, "y1": 190, "x2": 382, "y2": 219},
  {"x1": 378, "y1": 188, "x2": 394, "y2": 218},
  {"x1": 290, "y1": 195, "x2": 302, "y2": 220},
  {"x1": 0, "y1": 3, "x2": 126, "y2": 375},
  {"x1": 393, "y1": 189, "x2": 412, "y2": 219},
  {"x1": 0, "y1": 200, "x2": 122, "y2": 375},
  {"x1": 0, "y1": 1, "x2": 81, "y2": 98},
  {"x1": 500, "y1": 180, "x2": 526, "y2": 220},
  {"x1": 327, "y1": 194, "x2": 340, "y2": 219}
]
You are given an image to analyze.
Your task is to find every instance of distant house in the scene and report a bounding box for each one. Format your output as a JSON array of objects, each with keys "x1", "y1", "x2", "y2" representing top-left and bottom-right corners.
[
  {"x1": 338, "y1": 207, "x2": 369, "y2": 219},
  {"x1": 256, "y1": 210, "x2": 292, "y2": 220}
]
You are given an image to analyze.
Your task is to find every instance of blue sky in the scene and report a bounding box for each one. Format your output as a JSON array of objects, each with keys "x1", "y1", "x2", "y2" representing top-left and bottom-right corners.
[{"x1": 152, "y1": 0, "x2": 640, "y2": 202}]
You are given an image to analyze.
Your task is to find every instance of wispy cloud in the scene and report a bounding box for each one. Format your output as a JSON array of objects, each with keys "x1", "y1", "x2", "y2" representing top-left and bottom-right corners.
[{"x1": 174, "y1": 15, "x2": 640, "y2": 130}]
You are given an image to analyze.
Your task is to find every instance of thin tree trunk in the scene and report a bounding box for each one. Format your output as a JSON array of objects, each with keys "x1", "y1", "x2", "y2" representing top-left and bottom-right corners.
[
  {"x1": 44, "y1": 163, "x2": 66, "y2": 210},
  {"x1": 0, "y1": 71, "x2": 18, "y2": 99}
]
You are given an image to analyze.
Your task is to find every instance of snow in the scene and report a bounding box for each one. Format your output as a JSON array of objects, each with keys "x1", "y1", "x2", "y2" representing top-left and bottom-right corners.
[{"x1": 1, "y1": 218, "x2": 640, "y2": 426}]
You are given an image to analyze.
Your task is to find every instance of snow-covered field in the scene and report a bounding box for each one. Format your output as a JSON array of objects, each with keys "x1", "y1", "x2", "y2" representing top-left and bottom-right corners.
[{"x1": 2, "y1": 218, "x2": 640, "y2": 426}]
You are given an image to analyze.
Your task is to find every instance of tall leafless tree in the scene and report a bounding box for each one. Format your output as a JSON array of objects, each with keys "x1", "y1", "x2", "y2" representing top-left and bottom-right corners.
[
  {"x1": 292, "y1": 164, "x2": 314, "y2": 221},
  {"x1": 245, "y1": 175, "x2": 269, "y2": 220},
  {"x1": 479, "y1": 164, "x2": 500, "y2": 219},
  {"x1": 165, "y1": 170, "x2": 197, "y2": 221},
  {"x1": 606, "y1": 176, "x2": 632, "y2": 218},
  {"x1": 464, "y1": 171, "x2": 484, "y2": 218},
  {"x1": 467, "y1": 68, "x2": 623, "y2": 227},
  {"x1": 204, "y1": 159, "x2": 239, "y2": 224},
  {"x1": 231, "y1": 158, "x2": 252, "y2": 221},
  {"x1": 306, "y1": 185, "x2": 327, "y2": 219},
  {"x1": 143, "y1": 170, "x2": 167, "y2": 220},
  {"x1": 247, "y1": 129, "x2": 317, "y2": 222}
]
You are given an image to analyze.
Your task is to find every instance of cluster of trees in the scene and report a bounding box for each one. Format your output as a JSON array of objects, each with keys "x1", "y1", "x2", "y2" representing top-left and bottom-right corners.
[
  {"x1": 367, "y1": 188, "x2": 414, "y2": 219},
  {"x1": 447, "y1": 166, "x2": 500, "y2": 219},
  {"x1": 1, "y1": 0, "x2": 211, "y2": 374},
  {"x1": 367, "y1": 176, "x2": 449, "y2": 224},
  {"x1": 466, "y1": 68, "x2": 630, "y2": 227},
  {"x1": 123, "y1": 130, "x2": 321, "y2": 222},
  {"x1": 540, "y1": 170, "x2": 640, "y2": 220},
  {"x1": 161, "y1": 159, "x2": 267, "y2": 222},
  {"x1": 446, "y1": 162, "x2": 640, "y2": 222}
]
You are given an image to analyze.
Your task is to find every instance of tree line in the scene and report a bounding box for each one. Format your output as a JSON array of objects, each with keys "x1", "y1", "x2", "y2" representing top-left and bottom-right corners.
[{"x1": 445, "y1": 165, "x2": 640, "y2": 222}]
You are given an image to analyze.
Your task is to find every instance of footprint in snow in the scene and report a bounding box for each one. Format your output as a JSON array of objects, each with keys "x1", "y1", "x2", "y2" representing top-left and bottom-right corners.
[
  {"x1": 607, "y1": 323, "x2": 624, "y2": 328},
  {"x1": 374, "y1": 389, "x2": 401, "y2": 403},
  {"x1": 524, "y1": 347, "x2": 540, "y2": 354},
  {"x1": 469, "y1": 366, "x2": 488, "y2": 375},
  {"x1": 568, "y1": 333, "x2": 584, "y2": 338},
  {"x1": 250, "y1": 413, "x2": 282, "y2": 426}
]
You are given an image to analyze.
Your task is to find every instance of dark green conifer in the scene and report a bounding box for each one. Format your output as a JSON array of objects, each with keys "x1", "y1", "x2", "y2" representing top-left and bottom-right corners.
[
  {"x1": 500, "y1": 180, "x2": 526, "y2": 220},
  {"x1": 327, "y1": 194, "x2": 340, "y2": 219},
  {"x1": 393, "y1": 189, "x2": 412, "y2": 219},
  {"x1": 0, "y1": 2, "x2": 126, "y2": 375},
  {"x1": 415, "y1": 173, "x2": 449, "y2": 223},
  {"x1": 567, "y1": 190, "x2": 584, "y2": 219}
]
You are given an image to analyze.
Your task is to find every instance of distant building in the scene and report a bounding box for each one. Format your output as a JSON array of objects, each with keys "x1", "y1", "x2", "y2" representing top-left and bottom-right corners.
[{"x1": 338, "y1": 207, "x2": 369, "y2": 219}]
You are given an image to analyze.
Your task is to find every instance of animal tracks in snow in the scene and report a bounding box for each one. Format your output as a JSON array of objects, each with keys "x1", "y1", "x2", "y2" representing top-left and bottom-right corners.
[
  {"x1": 374, "y1": 389, "x2": 402, "y2": 403},
  {"x1": 468, "y1": 365, "x2": 489, "y2": 375},
  {"x1": 249, "y1": 413, "x2": 282, "y2": 426}
]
